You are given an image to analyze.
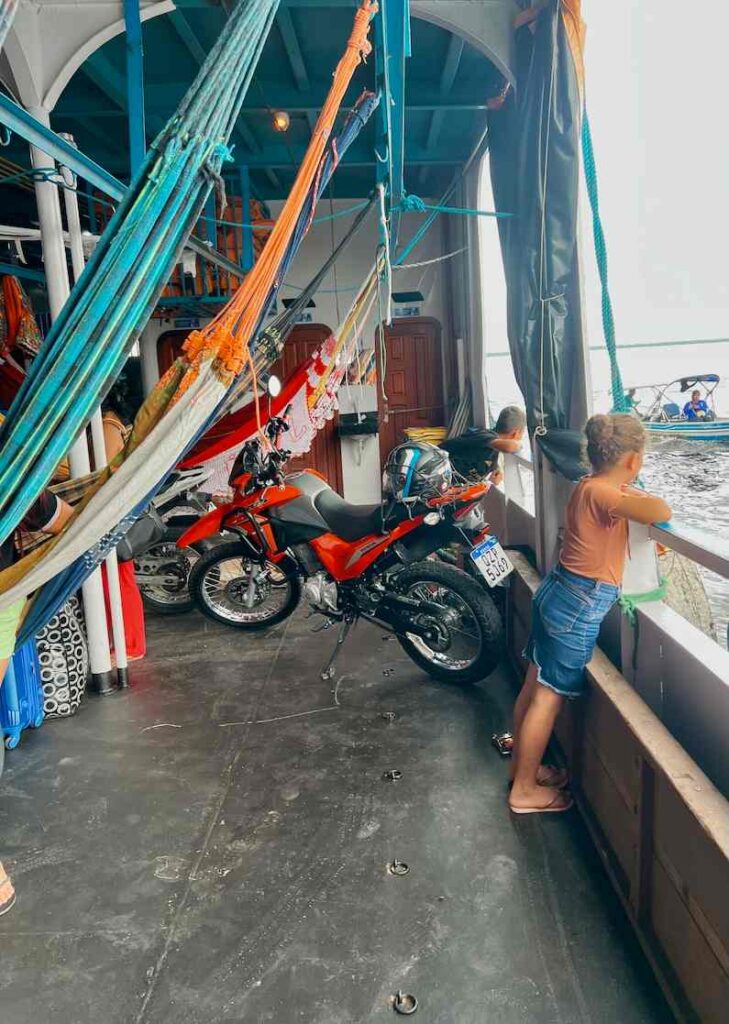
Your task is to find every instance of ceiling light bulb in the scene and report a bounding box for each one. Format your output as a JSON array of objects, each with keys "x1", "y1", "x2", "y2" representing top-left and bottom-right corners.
[{"x1": 272, "y1": 110, "x2": 290, "y2": 133}]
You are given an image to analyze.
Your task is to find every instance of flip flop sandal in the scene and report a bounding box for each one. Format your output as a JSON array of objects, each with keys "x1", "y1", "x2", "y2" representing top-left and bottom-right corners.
[
  {"x1": 508, "y1": 792, "x2": 574, "y2": 815},
  {"x1": 507, "y1": 766, "x2": 569, "y2": 791}
]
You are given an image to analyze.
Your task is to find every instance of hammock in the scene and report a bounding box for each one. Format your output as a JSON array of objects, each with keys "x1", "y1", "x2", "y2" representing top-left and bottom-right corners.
[
  {"x1": 1, "y1": 2, "x2": 377, "y2": 639},
  {"x1": 0, "y1": 0, "x2": 281, "y2": 545},
  {"x1": 181, "y1": 263, "x2": 381, "y2": 492}
]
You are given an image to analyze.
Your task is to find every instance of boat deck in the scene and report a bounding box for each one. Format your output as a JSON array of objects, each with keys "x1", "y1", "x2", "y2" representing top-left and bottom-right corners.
[{"x1": 0, "y1": 608, "x2": 670, "y2": 1023}]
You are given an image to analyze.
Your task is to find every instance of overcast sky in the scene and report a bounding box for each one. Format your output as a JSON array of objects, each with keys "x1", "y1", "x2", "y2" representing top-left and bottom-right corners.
[
  {"x1": 580, "y1": 0, "x2": 728, "y2": 345},
  {"x1": 480, "y1": 2, "x2": 729, "y2": 352}
]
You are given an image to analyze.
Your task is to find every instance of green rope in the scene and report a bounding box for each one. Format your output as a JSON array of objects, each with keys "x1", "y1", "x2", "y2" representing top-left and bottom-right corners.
[
  {"x1": 397, "y1": 192, "x2": 510, "y2": 219},
  {"x1": 618, "y1": 577, "x2": 668, "y2": 624},
  {"x1": 198, "y1": 198, "x2": 371, "y2": 233},
  {"x1": 0, "y1": 166, "x2": 55, "y2": 187},
  {"x1": 581, "y1": 112, "x2": 630, "y2": 413}
]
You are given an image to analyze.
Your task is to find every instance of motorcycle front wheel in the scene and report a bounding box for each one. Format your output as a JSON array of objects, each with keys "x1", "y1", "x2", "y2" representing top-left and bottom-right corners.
[
  {"x1": 395, "y1": 561, "x2": 504, "y2": 684},
  {"x1": 189, "y1": 541, "x2": 300, "y2": 630}
]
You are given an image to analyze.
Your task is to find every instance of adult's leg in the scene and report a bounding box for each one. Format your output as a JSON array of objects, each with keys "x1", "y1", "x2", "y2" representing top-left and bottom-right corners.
[{"x1": 509, "y1": 682, "x2": 568, "y2": 810}]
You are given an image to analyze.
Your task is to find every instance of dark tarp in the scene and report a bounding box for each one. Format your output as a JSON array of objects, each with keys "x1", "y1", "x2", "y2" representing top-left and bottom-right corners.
[{"x1": 488, "y1": 0, "x2": 589, "y2": 450}]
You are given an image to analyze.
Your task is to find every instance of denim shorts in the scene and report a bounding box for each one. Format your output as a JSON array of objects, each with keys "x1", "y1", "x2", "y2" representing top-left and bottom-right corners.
[{"x1": 524, "y1": 565, "x2": 619, "y2": 698}]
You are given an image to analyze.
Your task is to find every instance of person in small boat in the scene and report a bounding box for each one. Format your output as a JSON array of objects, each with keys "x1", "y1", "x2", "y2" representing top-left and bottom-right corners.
[
  {"x1": 442, "y1": 406, "x2": 526, "y2": 485},
  {"x1": 508, "y1": 414, "x2": 672, "y2": 814},
  {"x1": 1, "y1": 488, "x2": 74, "y2": 916},
  {"x1": 683, "y1": 389, "x2": 709, "y2": 421}
]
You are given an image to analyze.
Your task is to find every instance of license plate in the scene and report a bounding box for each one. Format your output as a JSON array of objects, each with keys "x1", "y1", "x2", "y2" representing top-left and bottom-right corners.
[{"x1": 469, "y1": 535, "x2": 513, "y2": 587}]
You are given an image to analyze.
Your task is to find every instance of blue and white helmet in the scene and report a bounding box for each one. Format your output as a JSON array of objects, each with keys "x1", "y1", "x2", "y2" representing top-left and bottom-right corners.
[{"x1": 383, "y1": 442, "x2": 453, "y2": 503}]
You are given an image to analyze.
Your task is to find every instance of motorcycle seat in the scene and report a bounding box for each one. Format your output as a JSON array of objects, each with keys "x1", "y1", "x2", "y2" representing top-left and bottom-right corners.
[{"x1": 313, "y1": 489, "x2": 387, "y2": 542}]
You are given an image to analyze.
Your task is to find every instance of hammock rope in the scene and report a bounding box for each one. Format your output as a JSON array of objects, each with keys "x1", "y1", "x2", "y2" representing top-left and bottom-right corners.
[
  {"x1": 178, "y1": 0, "x2": 377, "y2": 391},
  {"x1": 1, "y1": 2, "x2": 378, "y2": 638},
  {"x1": 0, "y1": 0, "x2": 281, "y2": 546}
]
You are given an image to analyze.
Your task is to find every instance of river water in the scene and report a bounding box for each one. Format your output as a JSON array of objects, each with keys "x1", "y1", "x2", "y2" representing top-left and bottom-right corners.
[{"x1": 486, "y1": 340, "x2": 729, "y2": 646}]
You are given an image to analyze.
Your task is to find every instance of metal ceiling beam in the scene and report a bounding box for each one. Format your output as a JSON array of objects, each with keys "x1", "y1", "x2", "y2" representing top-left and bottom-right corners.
[
  {"x1": 375, "y1": 0, "x2": 410, "y2": 245},
  {"x1": 124, "y1": 0, "x2": 146, "y2": 175},
  {"x1": 420, "y1": 33, "x2": 464, "y2": 187},
  {"x1": 163, "y1": 10, "x2": 281, "y2": 193},
  {"x1": 276, "y1": 6, "x2": 310, "y2": 93},
  {"x1": 0, "y1": 93, "x2": 248, "y2": 282},
  {"x1": 168, "y1": 8, "x2": 208, "y2": 66},
  {"x1": 84, "y1": 52, "x2": 166, "y2": 138},
  {"x1": 214, "y1": 150, "x2": 460, "y2": 169},
  {"x1": 132, "y1": 82, "x2": 486, "y2": 112}
]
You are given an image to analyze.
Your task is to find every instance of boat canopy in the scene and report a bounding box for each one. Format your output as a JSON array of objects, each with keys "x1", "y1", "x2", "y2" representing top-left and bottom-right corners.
[{"x1": 676, "y1": 374, "x2": 720, "y2": 391}]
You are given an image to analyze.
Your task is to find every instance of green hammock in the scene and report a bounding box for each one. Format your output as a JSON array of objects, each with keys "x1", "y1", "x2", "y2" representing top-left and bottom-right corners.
[{"x1": 0, "y1": 0, "x2": 280, "y2": 545}]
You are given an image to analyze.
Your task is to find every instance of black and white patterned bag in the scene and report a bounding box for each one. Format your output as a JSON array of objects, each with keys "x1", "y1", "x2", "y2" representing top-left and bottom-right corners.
[{"x1": 35, "y1": 595, "x2": 89, "y2": 718}]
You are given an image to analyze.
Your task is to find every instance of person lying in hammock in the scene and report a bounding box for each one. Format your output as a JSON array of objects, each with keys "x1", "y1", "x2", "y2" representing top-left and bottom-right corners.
[
  {"x1": 0, "y1": 488, "x2": 73, "y2": 917},
  {"x1": 442, "y1": 406, "x2": 526, "y2": 485}
]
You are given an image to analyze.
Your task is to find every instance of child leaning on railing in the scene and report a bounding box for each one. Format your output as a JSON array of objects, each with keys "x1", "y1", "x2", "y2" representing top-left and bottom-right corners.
[{"x1": 508, "y1": 414, "x2": 672, "y2": 814}]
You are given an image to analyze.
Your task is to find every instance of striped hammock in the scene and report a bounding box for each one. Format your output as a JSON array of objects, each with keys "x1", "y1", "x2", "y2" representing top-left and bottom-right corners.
[
  {"x1": 180, "y1": 264, "x2": 381, "y2": 493},
  {"x1": 2, "y1": 2, "x2": 378, "y2": 638},
  {"x1": 0, "y1": 0, "x2": 281, "y2": 545}
]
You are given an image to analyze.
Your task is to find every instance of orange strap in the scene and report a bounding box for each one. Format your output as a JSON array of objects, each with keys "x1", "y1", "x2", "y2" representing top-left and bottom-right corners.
[{"x1": 178, "y1": 1, "x2": 377, "y2": 393}]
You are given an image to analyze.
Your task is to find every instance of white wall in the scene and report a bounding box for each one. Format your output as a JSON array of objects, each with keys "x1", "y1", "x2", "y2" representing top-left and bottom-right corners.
[{"x1": 145, "y1": 198, "x2": 454, "y2": 501}]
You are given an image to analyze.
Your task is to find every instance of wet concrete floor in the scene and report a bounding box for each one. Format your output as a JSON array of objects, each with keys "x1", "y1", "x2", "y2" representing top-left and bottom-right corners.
[{"x1": 0, "y1": 607, "x2": 670, "y2": 1023}]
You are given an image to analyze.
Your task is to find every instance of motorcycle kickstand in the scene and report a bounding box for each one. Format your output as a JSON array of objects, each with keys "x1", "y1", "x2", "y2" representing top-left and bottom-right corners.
[{"x1": 320, "y1": 615, "x2": 354, "y2": 681}]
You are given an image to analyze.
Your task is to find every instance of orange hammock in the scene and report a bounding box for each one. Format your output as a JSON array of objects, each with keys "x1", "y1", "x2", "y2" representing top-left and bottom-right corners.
[{"x1": 179, "y1": 0, "x2": 378, "y2": 395}]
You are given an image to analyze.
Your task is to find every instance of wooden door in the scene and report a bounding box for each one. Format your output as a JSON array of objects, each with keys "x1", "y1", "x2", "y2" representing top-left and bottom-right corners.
[
  {"x1": 376, "y1": 318, "x2": 445, "y2": 464},
  {"x1": 271, "y1": 323, "x2": 343, "y2": 492},
  {"x1": 157, "y1": 329, "x2": 189, "y2": 376}
]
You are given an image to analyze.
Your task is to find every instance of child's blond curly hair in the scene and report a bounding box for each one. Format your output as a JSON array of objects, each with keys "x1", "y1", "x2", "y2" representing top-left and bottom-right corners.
[{"x1": 584, "y1": 414, "x2": 646, "y2": 471}]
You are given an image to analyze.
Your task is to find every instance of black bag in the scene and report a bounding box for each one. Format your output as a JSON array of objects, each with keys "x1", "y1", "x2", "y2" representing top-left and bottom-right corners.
[{"x1": 116, "y1": 508, "x2": 167, "y2": 563}]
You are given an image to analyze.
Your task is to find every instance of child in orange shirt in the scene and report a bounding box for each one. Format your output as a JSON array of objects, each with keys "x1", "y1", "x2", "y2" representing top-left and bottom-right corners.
[{"x1": 509, "y1": 414, "x2": 672, "y2": 814}]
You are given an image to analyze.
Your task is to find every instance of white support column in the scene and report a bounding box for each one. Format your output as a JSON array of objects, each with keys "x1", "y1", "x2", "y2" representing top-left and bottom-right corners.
[
  {"x1": 60, "y1": 135, "x2": 129, "y2": 688},
  {"x1": 139, "y1": 322, "x2": 160, "y2": 396},
  {"x1": 29, "y1": 106, "x2": 115, "y2": 695}
]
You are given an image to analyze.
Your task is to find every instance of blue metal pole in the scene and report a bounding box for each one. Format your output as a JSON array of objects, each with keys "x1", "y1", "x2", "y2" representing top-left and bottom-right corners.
[
  {"x1": 239, "y1": 164, "x2": 253, "y2": 272},
  {"x1": 124, "y1": 0, "x2": 146, "y2": 175},
  {"x1": 0, "y1": 93, "x2": 249, "y2": 279}
]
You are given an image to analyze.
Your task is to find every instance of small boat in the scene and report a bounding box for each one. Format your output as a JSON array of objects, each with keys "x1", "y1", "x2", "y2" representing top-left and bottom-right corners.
[{"x1": 627, "y1": 373, "x2": 729, "y2": 441}]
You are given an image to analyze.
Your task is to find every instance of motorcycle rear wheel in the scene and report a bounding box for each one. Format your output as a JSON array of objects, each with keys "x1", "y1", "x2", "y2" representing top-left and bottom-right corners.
[
  {"x1": 395, "y1": 561, "x2": 504, "y2": 684},
  {"x1": 189, "y1": 541, "x2": 300, "y2": 630},
  {"x1": 135, "y1": 526, "x2": 205, "y2": 615}
]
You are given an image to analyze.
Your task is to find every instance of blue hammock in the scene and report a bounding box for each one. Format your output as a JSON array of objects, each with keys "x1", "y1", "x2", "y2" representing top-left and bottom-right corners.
[
  {"x1": 0, "y1": 0, "x2": 280, "y2": 546},
  {"x1": 17, "y1": 92, "x2": 379, "y2": 645}
]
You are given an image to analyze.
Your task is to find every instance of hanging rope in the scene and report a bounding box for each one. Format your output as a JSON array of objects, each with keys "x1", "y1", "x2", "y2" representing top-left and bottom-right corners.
[
  {"x1": 376, "y1": 181, "x2": 393, "y2": 326},
  {"x1": 397, "y1": 193, "x2": 511, "y2": 219},
  {"x1": 582, "y1": 111, "x2": 629, "y2": 413},
  {"x1": 393, "y1": 245, "x2": 468, "y2": 270}
]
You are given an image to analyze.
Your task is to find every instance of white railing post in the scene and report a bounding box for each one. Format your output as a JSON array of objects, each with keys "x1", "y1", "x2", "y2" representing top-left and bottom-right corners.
[
  {"x1": 59, "y1": 134, "x2": 130, "y2": 689},
  {"x1": 29, "y1": 108, "x2": 115, "y2": 696}
]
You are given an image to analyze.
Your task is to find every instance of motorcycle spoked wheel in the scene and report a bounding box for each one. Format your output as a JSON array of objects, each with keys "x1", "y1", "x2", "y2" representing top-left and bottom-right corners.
[
  {"x1": 189, "y1": 541, "x2": 300, "y2": 630},
  {"x1": 136, "y1": 540, "x2": 201, "y2": 616},
  {"x1": 394, "y1": 560, "x2": 504, "y2": 684}
]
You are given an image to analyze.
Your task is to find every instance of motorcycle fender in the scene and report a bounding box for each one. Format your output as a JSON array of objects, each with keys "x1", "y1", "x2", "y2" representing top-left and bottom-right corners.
[
  {"x1": 176, "y1": 506, "x2": 229, "y2": 548},
  {"x1": 395, "y1": 522, "x2": 460, "y2": 564}
]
